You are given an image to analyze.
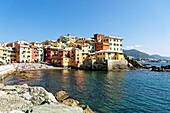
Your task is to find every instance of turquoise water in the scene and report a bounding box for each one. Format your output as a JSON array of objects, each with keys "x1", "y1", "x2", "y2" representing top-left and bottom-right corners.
[{"x1": 4, "y1": 69, "x2": 170, "y2": 113}]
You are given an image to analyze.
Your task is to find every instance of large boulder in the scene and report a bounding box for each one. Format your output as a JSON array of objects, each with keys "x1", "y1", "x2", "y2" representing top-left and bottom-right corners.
[
  {"x1": 55, "y1": 90, "x2": 69, "y2": 102},
  {"x1": 28, "y1": 87, "x2": 50, "y2": 105},
  {"x1": 0, "y1": 92, "x2": 33, "y2": 112},
  {"x1": 62, "y1": 98, "x2": 79, "y2": 106},
  {"x1": 16, "y1": 85, "x2": 58, "y2": 105}
]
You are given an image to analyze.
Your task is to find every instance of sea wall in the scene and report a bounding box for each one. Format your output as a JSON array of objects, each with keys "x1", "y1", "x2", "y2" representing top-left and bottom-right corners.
[
  {"x1": 107, "y1": 60, "x2": 128, "y2": 71},
  {"x1": 80, "y1": 60, "x2": 128, "y2": 71},
  {"x1": 0, "y1": 64, "x2": 15, "y2": 76}
]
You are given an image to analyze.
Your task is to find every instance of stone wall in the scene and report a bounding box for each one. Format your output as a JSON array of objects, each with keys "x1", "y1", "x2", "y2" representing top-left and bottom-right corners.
[
  {"x1": 107, "y1": 60, "x2": 128, "y2": 71},
  {"x1": 80, "y1": 60, "x2": 128, "y2": 71}
]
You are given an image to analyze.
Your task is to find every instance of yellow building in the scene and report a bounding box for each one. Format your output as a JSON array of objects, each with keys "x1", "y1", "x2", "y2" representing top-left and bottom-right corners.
[
  {"x1": 76, "y1": 38, "x2": 93, "y2": 44},
  {"x1": 95, "y1": 50, "x2": 124, "y2": 61},
  {"x1": 76, "y1": 38, "x2": 85, "y2": 44},
  {"x1": 68, "y1": 42, "x2": 75, "y2": 47},
  {"x1": 88, "y1": 53, "x2": 96, "y2": 60},
  {"x1": 71, "y1": 48, "x2": 83, "y2": 67},
  {"x1": 61, "y1": 57, "x2": 72, "y2": 67},
  {"x1": 81, "y1": 44, "x2": 90, "y2": 62}
]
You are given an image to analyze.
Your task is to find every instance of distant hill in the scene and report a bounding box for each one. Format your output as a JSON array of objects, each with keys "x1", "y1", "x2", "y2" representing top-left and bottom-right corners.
[
  {"x1": 123, "y1": 49, "x2": 154, "y2": 59},
  {"x1": 123, "y1": 49, "x2": 153, "y2": 59},
  {"x1": 123, "y1": 49, "x2": 170, "y2": 60},
  {"x1": 150, "y1": 54, "x2": 170, "y2": 60}
]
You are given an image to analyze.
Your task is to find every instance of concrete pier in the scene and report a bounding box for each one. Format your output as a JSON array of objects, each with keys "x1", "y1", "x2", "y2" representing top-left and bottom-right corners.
[{"x1": 0, "y1": 64, "x2": 15, "y2": 76}]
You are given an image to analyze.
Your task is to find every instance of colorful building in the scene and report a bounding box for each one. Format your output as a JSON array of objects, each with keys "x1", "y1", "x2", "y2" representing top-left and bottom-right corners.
[
  {"x1": 43, "y1": 45, "x2": 58, "y2": 63},
  {"x1": 95, "y1": 50, "x2": 124, "y2": 61},
  {"x1": 58, "y1": 34, "x2": 77, "y2": 43},
  {"x1": 107, "y1": 36, "x2": 123, "y2": 53},
  {"x1": 93, "y1": 34, "x2": 105, "y2": 42},
  {"x1": 71, "y1": 48, "x2": 83, "y2": 67},
  {"x1": 15, "y1": 41, "x2": 32, "y2": 63},
  {"x1": 30, "y1": 42, "x2": 44, "y2": 62},
  {"x1": 56, "y1": 48, "x2": 72, "y2": 66},
  {"x1": 0, "y1": 46, "x2": 15, "y2": 64},
  {"x1": 95, "y1": 42, "x2": 110, "y2": 51}
]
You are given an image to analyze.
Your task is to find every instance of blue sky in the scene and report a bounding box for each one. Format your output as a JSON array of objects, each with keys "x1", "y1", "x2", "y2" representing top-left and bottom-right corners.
[{"x1": 0, "y1": 0, "x2": 170, "y2": 56}]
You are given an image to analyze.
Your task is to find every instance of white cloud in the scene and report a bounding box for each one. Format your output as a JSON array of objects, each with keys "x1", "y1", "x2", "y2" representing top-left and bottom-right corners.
[{"x1": 126, "y1": 45, "x2": 143, "y2": 49}]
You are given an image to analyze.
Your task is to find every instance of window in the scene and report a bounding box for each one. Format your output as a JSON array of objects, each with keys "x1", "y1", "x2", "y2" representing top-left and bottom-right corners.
[{"x1": 110, "y1": 43, "x2": 112, "y2": 45}]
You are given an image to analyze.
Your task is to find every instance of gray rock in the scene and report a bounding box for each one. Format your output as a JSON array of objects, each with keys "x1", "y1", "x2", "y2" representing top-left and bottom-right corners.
[
  {"x1": 47, "y1": 92, "x2": 58, "y2": 103},
  {"x1": 55, "y1": 90, "x2": 69, "y2": 101},
  {"x1": 29, "y1": 87, "x2": 49, "y2": 105},
  {"x1": 21, "y1": 92, "x2": 32, "y2": 100},
  {"x1": 0, "y1": 93, "x2": 33, "y2": 112}
]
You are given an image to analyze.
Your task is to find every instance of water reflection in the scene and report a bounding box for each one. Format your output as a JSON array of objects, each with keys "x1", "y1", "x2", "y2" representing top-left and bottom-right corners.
[
  {"x1": 74, "y1": 70, "x2": 86, "y2": 90},
  {"x1": 4, "y1": 69, "x2": 170, "y2": 113}
]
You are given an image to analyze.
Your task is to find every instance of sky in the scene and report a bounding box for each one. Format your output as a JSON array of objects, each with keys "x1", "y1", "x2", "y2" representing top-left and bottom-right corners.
[{"x1": 0, "y1": 0, "x2": 170, "y2": 56}]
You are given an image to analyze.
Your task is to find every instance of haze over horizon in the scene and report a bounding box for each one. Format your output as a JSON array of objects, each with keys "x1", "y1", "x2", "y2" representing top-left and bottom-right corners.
[{"x1": 1, "y1": 0, "x2": 170, "y2": 56}]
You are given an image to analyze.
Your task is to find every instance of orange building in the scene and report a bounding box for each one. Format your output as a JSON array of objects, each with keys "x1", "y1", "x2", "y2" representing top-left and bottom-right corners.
[
  {"x1": 31, "y1": 45, "x2": 39, "y2": 62},
  {"x1": 95, "y1": 42, "x2": 109, "y2": 51},
  {"x1": 71, "y1": 48, "x2": 83, "y2": 67},
  {"x1": 93, "y1": 34, "x2": 105, "y2": 42},
  {"x1": 44, "y1": 46, "x2": 57, "y2": 63}
]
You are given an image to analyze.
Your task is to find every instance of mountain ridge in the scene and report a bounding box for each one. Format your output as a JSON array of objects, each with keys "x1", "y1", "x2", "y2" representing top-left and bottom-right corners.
[{"x1": 123, "y1": 49, "x2": 170, "y2": 60}]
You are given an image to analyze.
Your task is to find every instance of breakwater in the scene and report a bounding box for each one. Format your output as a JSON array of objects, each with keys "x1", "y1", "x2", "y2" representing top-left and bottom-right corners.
[{"x1": 0, "y1": 84, "x2": 94, "y2": 113}]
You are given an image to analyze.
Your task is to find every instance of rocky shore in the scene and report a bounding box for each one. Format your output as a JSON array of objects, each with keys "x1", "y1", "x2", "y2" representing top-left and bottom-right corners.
[
  {"x1": 0, "y1": 84, "x2": 94, "y2": 113},
  {"x1": 151, "y1": 65, "x2": 170, "y2": 72}
]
